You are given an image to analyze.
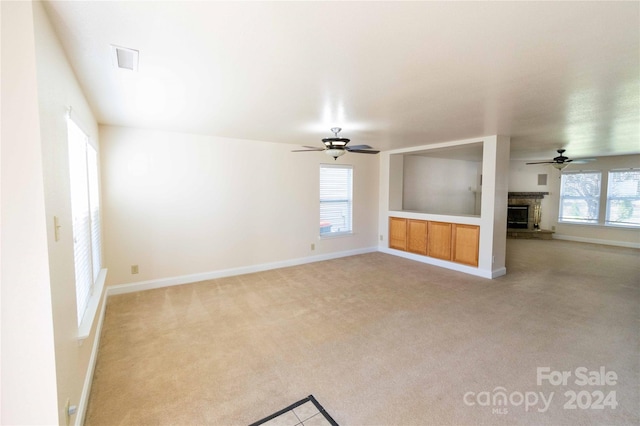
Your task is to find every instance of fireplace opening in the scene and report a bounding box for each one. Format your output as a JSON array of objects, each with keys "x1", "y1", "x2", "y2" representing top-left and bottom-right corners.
[{"x1": 507, "y1": 205, "x2": 529, "y2": 229}]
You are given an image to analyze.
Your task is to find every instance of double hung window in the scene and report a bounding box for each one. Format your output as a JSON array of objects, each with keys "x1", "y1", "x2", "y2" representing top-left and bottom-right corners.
[
  {"x1": 558, "y1": 168, "x2": 640, "y2": 228},
  {"x1": 319, "y1": 164, "x2": 353, "y2": 236},
  {"x1": 558, "y1": 172, "x2": 602, "y2": 224},
  {"x1": 606, "y1": 169, "x2": 640, "y2": 227},
  {"x1": 67, "y1": 117, "x2": 102, "y2": 325}
]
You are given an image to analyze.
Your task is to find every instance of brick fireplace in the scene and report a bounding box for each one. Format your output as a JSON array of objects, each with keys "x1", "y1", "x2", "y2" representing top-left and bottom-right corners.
[{"x1": 507, "y1": 192, "x2": 553, "y2": 239}]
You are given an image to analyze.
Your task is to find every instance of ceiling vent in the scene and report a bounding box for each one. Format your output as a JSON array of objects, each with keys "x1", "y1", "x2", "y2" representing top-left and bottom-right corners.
[{"x1": 111, "y1": 45, "x2": 139, "y2": 71}]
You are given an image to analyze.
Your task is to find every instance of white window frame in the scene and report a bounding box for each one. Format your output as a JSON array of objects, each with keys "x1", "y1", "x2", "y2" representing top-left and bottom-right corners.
[
  {"x1": 67, "y1": 114, "x2": 106, "y2": 338},
  {"x1": 605, "y1": 168, "x2": 640, "y2": 228},
  {"x1": 319, "y1": 164, "x2": 353, "y2": 238},
  {"x1": 558, "y1": 171, "x2": 602, "y2": 224}
]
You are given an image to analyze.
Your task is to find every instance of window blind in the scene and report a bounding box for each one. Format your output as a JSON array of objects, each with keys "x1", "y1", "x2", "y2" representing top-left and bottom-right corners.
[
  {"x1": 320, "y1": 164, "x2": 353, "y2": 236},
  {"x1": 606, "y1": 169, "x2": 640, "y2": 227},
  {"x1": 67, "y1": 117, "x2": 101, "y2": 325},
  {"x1": 87, "y1": 145, "x2": 102, "y2": 280},
  {"x1": 558, "y1": 171, "x2": 602, "y2": 224}
]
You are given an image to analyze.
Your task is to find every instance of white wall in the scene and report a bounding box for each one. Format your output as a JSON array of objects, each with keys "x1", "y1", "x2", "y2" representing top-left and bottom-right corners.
[
  {"x1": 101, "y1": 125, "x2": 380, "y2": 286},
  {"x1": 510, "y1": 155, "x2": 640, "y2": 247},
  {"x1": 402, "y1": 155, "x2": 480, "y2": 215},
  {"x1": 31, "y1": 1, "x2": 107, "y2": 424},
  {"x1": 0, "y1": 1, "x2": 59, "y2": 423},
  {"x1": 486, "y1": 135, "x2": 510, "y2": 276}
]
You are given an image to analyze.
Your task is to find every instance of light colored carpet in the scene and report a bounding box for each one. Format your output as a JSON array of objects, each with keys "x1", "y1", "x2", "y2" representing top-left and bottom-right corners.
[{"x1": 85, "y1": 239, "x2": 639, "y2": 425}]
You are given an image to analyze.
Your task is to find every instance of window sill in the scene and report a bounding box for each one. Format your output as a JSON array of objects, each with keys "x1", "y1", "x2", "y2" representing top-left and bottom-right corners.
[
  {"x1": 558, "y1": 221, "x2": 640, "y2": 230},
  {"x1": 604, "y1": 223, "x2": 640, "y2": 229},
  {"x1": 558, "y1": 221, "x2": 599, "y2": 226},
  {"x1": 319, "y1": 232, "x2": 353, "y2": 240},
  {"x1": 78, "y1": 268, "x2": 107, "y2": 340}
]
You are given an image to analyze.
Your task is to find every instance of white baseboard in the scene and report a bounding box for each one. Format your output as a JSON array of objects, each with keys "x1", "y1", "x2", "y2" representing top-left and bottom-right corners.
[
  {"x1": 75, "y1": 290, "x2": 108, "y2": 426},
  {"x1": 378, "y1": 247, "x2": 495, "y2": 279},
  {"x1": 553, "y1": 234, "x2": 640, "y2": 249},
  {"x1": 491, "y1": 267, "x2": 507, "y2": 278},
  {"x1": 107, "y1": 247, "x2": 379, "y2": 295}
]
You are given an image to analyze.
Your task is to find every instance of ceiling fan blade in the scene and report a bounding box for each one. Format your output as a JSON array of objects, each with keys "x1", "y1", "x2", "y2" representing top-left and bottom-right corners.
[
  {"x1": 526, "y1": 149, "x2": 590, "y2": 166},
  {"x1": 348, "y1": 149, "x2": 380, "y2": 154},
  {"x1": 292, "y1": 145, "x2": 324, "y2": 152},
  {"x1": 346, "y1": 144, "x2": 373, "y2": 150},
  {"x1": 571, "y1": 158, "x2": 596, "y2": 164}
]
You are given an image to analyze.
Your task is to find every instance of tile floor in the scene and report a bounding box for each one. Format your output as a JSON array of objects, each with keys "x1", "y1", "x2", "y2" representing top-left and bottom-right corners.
[{"x1": 249, "y1": 395, "x2": 338, "y2": 426}]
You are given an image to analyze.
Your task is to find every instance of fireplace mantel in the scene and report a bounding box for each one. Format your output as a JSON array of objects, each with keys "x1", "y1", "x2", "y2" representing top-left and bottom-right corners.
[{"x1": 508, "y1": 192, "x2": 549, "y2": 199}]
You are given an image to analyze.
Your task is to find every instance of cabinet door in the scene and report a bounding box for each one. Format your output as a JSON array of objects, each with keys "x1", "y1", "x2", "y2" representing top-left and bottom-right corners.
[
  {"x1": 389, "y1": 217, "x2": 407, "y2": 250},
  {"x1": 427, "y1": 221, "x2": 452, "y2": 260},
  {"x1": 407, "y1": 219, "x2": 427, "y2": 255},
  {"x1": 452, "y1": 224, "x2": 480, "y2": 266}
]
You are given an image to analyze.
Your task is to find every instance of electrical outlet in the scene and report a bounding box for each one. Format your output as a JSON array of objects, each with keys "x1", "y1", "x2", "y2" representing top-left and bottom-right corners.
[
  {"x1": 311, "y1": 243, "x2": 315, "y2": 251},
  {"x1": 65, "y1": 398, "x2": 70, "y2": 426},
  {"x1": 131, "y1": 265, "x2": 139, "y2": 274},
  {"x1": 64, "y1": 398, "x2": 77, "y2": 426}
]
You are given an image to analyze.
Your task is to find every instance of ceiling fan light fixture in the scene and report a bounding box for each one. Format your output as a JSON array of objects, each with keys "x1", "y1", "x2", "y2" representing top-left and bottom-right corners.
[
  {"x1": 325, "y1": 148, "x2": 346, "y2": 160},
  {"x1": 552, "y1": 162, "x2": 568, "y2": 170}
]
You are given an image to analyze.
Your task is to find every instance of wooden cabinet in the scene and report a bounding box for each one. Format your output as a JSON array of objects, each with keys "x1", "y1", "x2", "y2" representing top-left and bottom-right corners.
[
  {"x1": 389, "y1": 217, "x2": 480, "y2": 267},
  {"x1": 427, "y1": 221, "x2": 452, "y2": 260},
  {"x1": 389, "y1": 217, "x2": 407, "y2": 250},
  {"x1": 452, "y1": 224, "x2": 480, "y2": 266},
  {"x1": 407, "y1": 219, "x2": 427, "y2": 255}
]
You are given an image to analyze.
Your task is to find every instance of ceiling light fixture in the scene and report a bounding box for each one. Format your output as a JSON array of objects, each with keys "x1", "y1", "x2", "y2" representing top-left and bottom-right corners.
[
  {"x1": 325, "y1": 148, "x2": 346, "y2": 159},
  {"x1": 322, "y1": 127, "x2": 349, "y2": 160},
  {"x1": 552, "y1": 162, "x2": 569, "y2": 170}
]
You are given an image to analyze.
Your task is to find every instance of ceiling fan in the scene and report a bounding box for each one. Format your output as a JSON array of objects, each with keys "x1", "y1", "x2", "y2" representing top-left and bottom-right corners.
[
  {"x1": 526, "y1": 149, "x2": 594, "y2": 170},
  {"x1": 292, "y1": 127, "x2": 380, "y2": 160}
]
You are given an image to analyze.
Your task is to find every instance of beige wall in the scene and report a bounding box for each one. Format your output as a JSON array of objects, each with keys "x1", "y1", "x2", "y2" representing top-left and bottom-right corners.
[
  {"x1": 510, "y1": 155, "x2": 640, "y2": 247},
  {"x1": 402, "y1": 156, "x2": 480, "y2": 215},
  {"x1": 100, "y1": 125, "x2": 380, "y2": 286},
  {"x1": 0, "y1": 1, "x2": 59, "y2": 423}
]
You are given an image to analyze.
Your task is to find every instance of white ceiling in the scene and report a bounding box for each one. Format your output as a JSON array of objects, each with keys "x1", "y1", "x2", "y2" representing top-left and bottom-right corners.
[{"x1": 43, "y1": 1, "x2": 639, "y2": 161}]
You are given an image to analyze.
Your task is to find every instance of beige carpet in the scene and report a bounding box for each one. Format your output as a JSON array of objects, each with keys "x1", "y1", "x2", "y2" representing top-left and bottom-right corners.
[{"x1": 85, "y1": 239, "x2": 639, "y2": 425}]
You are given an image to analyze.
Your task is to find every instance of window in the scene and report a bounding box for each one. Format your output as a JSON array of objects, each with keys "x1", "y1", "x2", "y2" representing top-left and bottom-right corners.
[
  {"x1": 67, "y1": 117, "x2": 102, "y2": 325},
  {"x1": 319, "y1": 164, "x2": 353, "y2": 236},
  {"x1": 558, "y1": 171, "x2": 602, "y2": 224},
  {"x1": 606, "y1": 169, "x2": 640, "y2": 227}
]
